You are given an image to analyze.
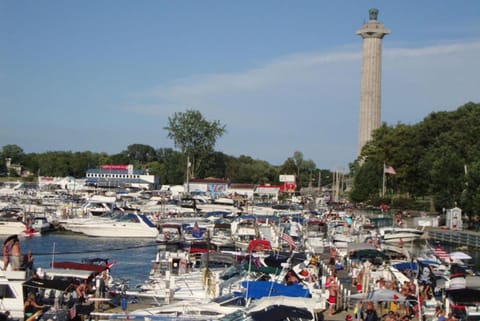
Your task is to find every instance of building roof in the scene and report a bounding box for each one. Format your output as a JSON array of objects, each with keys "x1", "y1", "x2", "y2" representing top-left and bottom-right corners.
[
  {"x1": 189, "y1": 178, "x2": 228, "y2": 184},
  {"x1": 229, "y1": 183, "x2": 255, "y2": 189},
  {"x1": 86, "y1": 168, "x2": 145, "y2": 175}
]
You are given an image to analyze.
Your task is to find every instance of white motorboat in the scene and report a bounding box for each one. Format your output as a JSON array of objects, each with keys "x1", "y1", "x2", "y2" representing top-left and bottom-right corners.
[
  {"x1": 156, "y1": 223, "x2": 186, "y2": 251},
  {"x1": 128, "y1": 250, "x2": 233, "y2": 305},
  {"x1": 71, "y1": 213, "x2": 159, "y2": 238},
  {"x1": 0, "y1": 219, "x2": 40, "y2": 237},
  {"x1": 0, "y1": 269, "x2": 27, "y2": 320},
  {"x1": 30, "y1": 216, "x2": 53, "y2": 233},
  {"x1": 231, "y1": 216, "x2": 260, "y2": 251},
  {"x1": 92, "y1": 293, "x2": 246, "y2": 320},
  {"x1": 60, "y1": 211, "x2": 124, "y2": 233},
  {"x1": 81, "y1": 195, "x2": 117, "y2": 216},
  {"x1": 377, "y1": 226, "x2": 424, "y2": 243},
  {"x1": 0, "y1": 181, "x2": 23, "y2": 197}
]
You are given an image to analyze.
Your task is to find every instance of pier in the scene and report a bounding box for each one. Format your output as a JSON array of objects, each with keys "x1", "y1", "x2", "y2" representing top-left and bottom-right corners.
[{"x1": 425, "y1": 227, "x2": 480, "y2": 248}]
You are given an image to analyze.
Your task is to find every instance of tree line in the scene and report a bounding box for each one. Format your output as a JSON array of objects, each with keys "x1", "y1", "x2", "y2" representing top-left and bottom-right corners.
[
  {"x1": 0, "y1": 110, "x2": 333, "y2": 190},
  {"x1": 4, "y1": 102, "x2": 480, "y2": 215},
  {"x1": 350, "y1": 102, "x2": 480, "y2": 215},
  {"x1": 0, "y1": 144, "x2": 332, "y2": 190}
]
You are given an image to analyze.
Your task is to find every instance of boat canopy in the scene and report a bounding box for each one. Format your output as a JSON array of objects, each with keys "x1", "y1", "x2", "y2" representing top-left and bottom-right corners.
[{"x1": 24, "y1": 278, "x2": 72, "y2": 291}]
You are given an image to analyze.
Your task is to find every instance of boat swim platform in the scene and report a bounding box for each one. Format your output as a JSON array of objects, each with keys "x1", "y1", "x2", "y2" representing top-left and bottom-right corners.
[{"x1": 425, "y1": 226, "x2": 480, "y2": 248}]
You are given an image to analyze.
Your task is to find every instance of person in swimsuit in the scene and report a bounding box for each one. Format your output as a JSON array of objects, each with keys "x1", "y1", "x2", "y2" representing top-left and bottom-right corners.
[
  {"x1": 24, "y1": 293, "x2": 45, "y2": 319},
  {"x1": 2, "y1": 239, "x2": 13, "y2": 270},
  {"x1": 326, "y1": 275, "x2": 338, "y2": 316},
  {"x1": 10, "y1": 239, "x2": 22, "y2": 271}
]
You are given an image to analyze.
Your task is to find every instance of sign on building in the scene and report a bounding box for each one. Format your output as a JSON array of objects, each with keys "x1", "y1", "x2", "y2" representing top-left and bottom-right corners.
[{"x1": 279, "y1": 175, "x2": 296, "y2": 183}]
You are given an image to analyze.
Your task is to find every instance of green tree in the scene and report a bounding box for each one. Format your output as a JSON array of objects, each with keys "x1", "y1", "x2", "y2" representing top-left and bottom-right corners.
[
  {"x1": 1, "y1": 144, "x2": 25, "y2": 164},
  {"x1": 278, "y1": 152, "x2": 317, "y2": 189},
  {"x1": 155, "y1": 148, "x2": 185, "y2": 185},
  {"x1": 125, "y1": 144, "x2": 157, "y2": 165},
  {"x1": 164, "y1": 109, "x2": 226, "y2": 179},
  {"x1": 462, "y1": 160, "x2": 480, "y2": 217},
  {"x1": 200, "y1": 151, "x2": 228, "y2": 179}
]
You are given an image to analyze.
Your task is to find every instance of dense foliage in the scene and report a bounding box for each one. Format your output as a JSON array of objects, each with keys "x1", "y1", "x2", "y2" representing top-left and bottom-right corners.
[{"x1": 350, "y1": 102, "x2": 480, "y2": 215}]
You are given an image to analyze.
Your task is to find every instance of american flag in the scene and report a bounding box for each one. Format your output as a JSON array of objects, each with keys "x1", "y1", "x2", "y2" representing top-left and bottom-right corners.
[
  {"x1": 69, "y1": 303, "x2": 76, "y2": 320},
  {"x1": 281, "y1": 233, "x2": 297, "y2": 249},
  {"x1": 384, "y1": 164, "x2": 396, "y2": 175},
  {"x1": 192, "y1": 221, "x2": 203, "y2": 238},
  {"x1": 193, "y1": 221, "x2": 200, "y2": 233}
]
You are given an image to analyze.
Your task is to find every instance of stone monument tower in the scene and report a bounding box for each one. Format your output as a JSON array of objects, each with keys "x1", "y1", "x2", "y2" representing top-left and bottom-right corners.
[{"x1": 356, "y1": 8, "x2": 390, "y2": 155}]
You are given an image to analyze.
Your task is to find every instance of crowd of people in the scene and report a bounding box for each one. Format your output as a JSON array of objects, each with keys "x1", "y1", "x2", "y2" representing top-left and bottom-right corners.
[{"x1": 324, "y1": 241, "x2": 429, "y2": 321}]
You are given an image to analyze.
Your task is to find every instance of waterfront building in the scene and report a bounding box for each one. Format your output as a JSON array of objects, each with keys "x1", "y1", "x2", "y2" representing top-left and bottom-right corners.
[{"x1": 85, "y1": 164, "x2": 159, "y2": 190}]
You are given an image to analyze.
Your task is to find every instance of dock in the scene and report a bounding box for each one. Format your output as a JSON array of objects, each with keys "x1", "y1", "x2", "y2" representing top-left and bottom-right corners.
[{"x1": 425, "y1": 227, "x2": 480, "y2": 248}]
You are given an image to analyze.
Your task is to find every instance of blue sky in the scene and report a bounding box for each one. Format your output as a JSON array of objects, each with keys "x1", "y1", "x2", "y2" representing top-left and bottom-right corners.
[{"x1": 1, "y1": 1, "x2": 480, "y2": 171}]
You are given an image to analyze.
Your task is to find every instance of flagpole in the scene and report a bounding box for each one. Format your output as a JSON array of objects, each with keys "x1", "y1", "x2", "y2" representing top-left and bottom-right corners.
[{"x1": 382, "y1": 163, "x2": 386, "y2": 198}]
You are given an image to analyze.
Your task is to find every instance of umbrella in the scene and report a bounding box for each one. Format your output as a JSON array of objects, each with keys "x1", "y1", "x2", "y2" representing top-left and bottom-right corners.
[
  {"x1": 3, "y1": 234, "x2": 18, "y2": 246},
  {"x1": 350, "y1": 288, "x2": 406, "y2": 302},
  {"x1": 449, "y1": 251, "x2": 472, "y2": 260}
]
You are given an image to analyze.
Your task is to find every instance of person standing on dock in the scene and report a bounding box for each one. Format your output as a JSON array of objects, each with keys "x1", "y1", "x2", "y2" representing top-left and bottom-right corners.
[
  {"x1": 329, "y1": 247, "x2": 337, "y2": 273},
  {"x1": 326, "y1": 274, "x2": 338, "y2": 316}
]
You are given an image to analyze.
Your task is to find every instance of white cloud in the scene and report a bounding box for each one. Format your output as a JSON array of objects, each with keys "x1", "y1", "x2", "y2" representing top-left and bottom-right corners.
[
  {"x1": 385, "y1": 41, "x2": 480, "y2": 58},
  {"x1": 124, "y1": 39, "x2": 480, "y2": 168}
]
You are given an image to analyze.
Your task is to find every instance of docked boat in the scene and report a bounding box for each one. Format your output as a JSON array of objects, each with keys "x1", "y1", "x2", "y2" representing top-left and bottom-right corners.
[
  {"x1": 30, "y1": 216, "x2": 53, "y2": 233},
  {"x1": 219, "y1": 295, "x2": 324, "y2": 321},
  {"x1": 377, "y1": 226, "x2": 425, "y2": 243},
  {"x1": 0, "y1": 219, "x2": 41, "y2": 237},
  {"x1": 156, "y1": 223, "x2": 186, "y2": 251},
  {"x1": 0, "y1": 268, "x2": 27, "y2": 320},
  {"x1": 304, "y1": 219, "x2": 327, "y2": 254},
  {"x1": 128, "y1": 250, "x2": 238, "y2": 305},
  {"x1": 70, "y1": 213, "x2": 159, "y2": 238},
  {"x1": 81, "y1": 195, "x2": 117, "y2": 216},
  {"x1": 0, "y1": 257, "x2": 111, "y2": 321},
  {"x1": 231, "y1": 216, "x2": 260, "y2": 251},
  {"x1": 446, "y1": 288, "x2": 480, "y2": 321}
]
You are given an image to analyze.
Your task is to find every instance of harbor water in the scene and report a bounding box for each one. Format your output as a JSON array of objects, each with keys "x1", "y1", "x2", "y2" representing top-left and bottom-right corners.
[{"x1": 18, "y1": 233, "x2": 158, "y2": 288}]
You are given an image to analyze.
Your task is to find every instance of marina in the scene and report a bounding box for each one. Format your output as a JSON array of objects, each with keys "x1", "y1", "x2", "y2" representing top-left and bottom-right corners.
[
  {"x1": 1, "y1": 172, "x2": 480, "y2": 321},
  {"x1": 2, "y1": 196, "x2": 480, "y2": 321}
]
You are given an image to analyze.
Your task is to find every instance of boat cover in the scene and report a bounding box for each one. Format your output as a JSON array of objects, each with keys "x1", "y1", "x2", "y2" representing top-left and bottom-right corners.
[
  {"x1": 241, "y1": 280, "x2": 310, "y2": 299},
  {"x1": 249, "y1": 305, "x2": 313, "y2": 321},
  {"x1": 51, "y1": 261, "x2": 109, "y2": 273}
]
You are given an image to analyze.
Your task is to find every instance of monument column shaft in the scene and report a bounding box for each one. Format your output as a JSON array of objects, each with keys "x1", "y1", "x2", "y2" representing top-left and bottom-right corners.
[
  {"x1": 356, "y1": 9, "x2": 390, "y2": 156},
  {"x1": 358, "y1": 37, "x2": 383, "y2": 154}
]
